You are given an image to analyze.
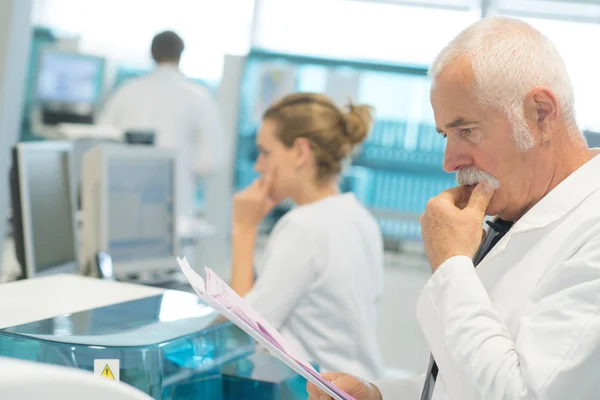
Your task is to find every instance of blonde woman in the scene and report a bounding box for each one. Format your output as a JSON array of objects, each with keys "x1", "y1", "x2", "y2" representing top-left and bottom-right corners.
[{"x1": 230, "y1": 93, "x2": 384, "y2": 380}]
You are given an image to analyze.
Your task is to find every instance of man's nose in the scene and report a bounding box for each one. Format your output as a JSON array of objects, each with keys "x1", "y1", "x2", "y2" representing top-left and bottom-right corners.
[{"x1": 442, "y1": 139, "x2": 472, "y2": 173}]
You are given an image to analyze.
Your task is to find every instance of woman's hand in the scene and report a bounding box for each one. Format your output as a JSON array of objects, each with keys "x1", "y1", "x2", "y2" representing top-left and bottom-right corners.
[{"x1": 233, "y1": 170, "x2": 277, "y2": 230}]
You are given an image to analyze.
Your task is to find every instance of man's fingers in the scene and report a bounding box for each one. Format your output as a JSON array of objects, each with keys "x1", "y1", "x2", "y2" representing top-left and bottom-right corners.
[
  {"x1": 307, "y1": 372, "x2": 343, "y2": 399},
  {"x1": 467, "y1": 183, "x2": 495, "y2": 215},
  {"x1": 438, "y1": 185, "x2": 470, "y2": 206},
  {"x1": 306, "y1": 374, "x2": 333, "y2": 399}
]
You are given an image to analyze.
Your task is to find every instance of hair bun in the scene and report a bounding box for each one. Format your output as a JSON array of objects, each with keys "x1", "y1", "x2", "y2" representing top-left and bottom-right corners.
[{"x1": 343, "y1": 102, "x2": 374, "y2": 146}]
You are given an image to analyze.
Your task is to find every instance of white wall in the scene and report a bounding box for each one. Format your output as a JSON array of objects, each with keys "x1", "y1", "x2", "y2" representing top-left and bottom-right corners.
[
  {"x1": 253, "y1": 0, "x2": 480, "y2": 66},
  {"x1": 31, "y1": 0, "x2": 255, "y2": 83},
  {"x1": 505, "y1": 16, "x2": 600, "y2": 132},
  {"x1": 253, "y1": 0, "x2": 600, "y2": 132}
]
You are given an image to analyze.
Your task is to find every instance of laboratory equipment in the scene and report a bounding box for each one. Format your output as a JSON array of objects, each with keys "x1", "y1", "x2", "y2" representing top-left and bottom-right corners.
[
  {"x1": 0, "y1": 356, "x2": 153, "y2": 400},
  {"x1": 71, "y1": 136, "x2": 122, "y2": 210},
  {"x1": 30, "y1": 48, "x2": 106, "y2": 137},
  {"x1": 81, "y1": 144, "x2": 179, "y2": 278},
  {"x1": 0, "y1": 274, "x2": 313, "y2": 399},
  {"x1": 124, "y1": 130, "x2": 155, "y2": 145},
  {"x1": 21, "y1": 27, "x2": 57, "y2": 141},
  {"x1": 35, "y1": 48, "x2": 105, "y2": 106},
  {"x1": 95, "y1": 251, "x2": 115, "y2": 280},
  {"x1": 9, "y1": 141, "x2": 79, "y2": 279},
  {"x1": 0, "y1": 275, "x2": 254, "y2": 399}
]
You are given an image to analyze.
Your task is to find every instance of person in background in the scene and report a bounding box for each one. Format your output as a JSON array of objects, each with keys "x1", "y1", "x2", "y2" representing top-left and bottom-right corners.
[
  {"x1": 308, "y1": 17, "x2": 600, "y2": 400},
  {"x1": 230, "y1": 93, "x2": 385, "y2": 380},
  {"x1": 99, "y1": 30, "x2": 224, "y2": 219}
]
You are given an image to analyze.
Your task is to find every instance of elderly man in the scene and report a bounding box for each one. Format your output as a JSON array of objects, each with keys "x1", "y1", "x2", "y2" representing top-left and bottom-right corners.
[{"x1": 308, "y1": 16, "x2": 600, "y2": 400}]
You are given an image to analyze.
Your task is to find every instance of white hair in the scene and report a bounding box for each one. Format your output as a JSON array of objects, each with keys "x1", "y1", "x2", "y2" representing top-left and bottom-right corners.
[{"x1": 429, "y1": 17, "x2": 578, "y2": 151}]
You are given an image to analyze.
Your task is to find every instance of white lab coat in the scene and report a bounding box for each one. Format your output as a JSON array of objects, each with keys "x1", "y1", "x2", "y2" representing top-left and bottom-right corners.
[
  {"x1": 376, "y1": 151, "x2": 600, "y2": 399},
  {"x1": 98, "y1": 65, "x2": 225, "y2": 217},
  {"x1": 245, "y1": 193, "x2": 385, "y2": 380}
]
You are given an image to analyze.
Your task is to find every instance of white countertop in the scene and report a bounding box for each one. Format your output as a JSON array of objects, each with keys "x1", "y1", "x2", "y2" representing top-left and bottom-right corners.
[{"x1": 0, "y1": 274, "x2": 165, "y2": 329}]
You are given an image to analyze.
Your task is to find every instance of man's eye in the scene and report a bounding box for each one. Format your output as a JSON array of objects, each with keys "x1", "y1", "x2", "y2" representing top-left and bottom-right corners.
[{"x1": 460, "y1": 128, "x2": 473, "y2": 137}]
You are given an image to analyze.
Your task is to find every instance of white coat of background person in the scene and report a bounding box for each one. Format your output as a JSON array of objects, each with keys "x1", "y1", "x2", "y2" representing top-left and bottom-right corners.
[
  {"x1": 98, "y1": 30, "x2": 225, "y2": 220},
  {"x1": 308, "y1": 17, "x2": 600, "y2": 400}
]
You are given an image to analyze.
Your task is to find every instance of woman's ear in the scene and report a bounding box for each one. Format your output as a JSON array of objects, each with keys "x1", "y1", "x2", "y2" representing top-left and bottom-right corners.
[{"x1": 292, "y1": 137, "x2": 312, "y2": 169}]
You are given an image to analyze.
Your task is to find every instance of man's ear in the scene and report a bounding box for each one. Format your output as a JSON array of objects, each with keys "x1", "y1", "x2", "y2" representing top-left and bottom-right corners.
[
  {"x1": 525, "y1": 86, "x2": 558, "y2": 143},
  {"x1": 292, "y1": 137, "x2": 312, "y2": 169}
]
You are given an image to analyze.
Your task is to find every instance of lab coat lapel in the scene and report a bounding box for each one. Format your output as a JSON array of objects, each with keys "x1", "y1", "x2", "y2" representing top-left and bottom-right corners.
[{"x1": 477, "y1": 152, "x2": 600, "y2": 268}]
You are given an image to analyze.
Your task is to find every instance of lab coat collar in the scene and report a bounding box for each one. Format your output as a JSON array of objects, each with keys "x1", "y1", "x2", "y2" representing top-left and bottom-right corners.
[
  {"x1": 511, "y1": 151, "x2": 600, "y2": 233},
  {"x1": 153, "y1": 64, "x2": 183, "y2": 77}
]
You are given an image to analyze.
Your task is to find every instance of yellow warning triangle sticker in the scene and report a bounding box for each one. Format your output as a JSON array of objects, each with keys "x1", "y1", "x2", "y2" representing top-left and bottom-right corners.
[{"x1": 101, "y1": 364, "x2": 115, "y2": 380}]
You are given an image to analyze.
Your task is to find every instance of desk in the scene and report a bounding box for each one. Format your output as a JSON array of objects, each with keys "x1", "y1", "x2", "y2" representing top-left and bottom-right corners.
[{"x1": 1, "y1": 215, "x2": 216, "y2": 282}]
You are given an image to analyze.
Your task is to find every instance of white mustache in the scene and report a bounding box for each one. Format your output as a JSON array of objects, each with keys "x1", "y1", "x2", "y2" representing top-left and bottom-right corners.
[{"x1": 456, "y1": 167, "x2": 500, "y2": 189}]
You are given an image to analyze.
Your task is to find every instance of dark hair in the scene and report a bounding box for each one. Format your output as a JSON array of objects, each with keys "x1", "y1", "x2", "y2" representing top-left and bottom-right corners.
[
  {"x1": 151, "y1": 31, "x2": 184, "y2": 64},
  {"x1": 263, "y1": 92, "x2": 374, "y2": 180}
]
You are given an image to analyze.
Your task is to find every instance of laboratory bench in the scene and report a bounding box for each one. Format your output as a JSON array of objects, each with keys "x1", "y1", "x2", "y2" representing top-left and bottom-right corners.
[{"x1": 0, "y1": 274, "x2": 314, "y2": 399}]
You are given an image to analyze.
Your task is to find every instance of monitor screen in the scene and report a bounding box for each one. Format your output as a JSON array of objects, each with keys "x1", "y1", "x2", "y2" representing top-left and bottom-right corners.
[
  {"x1": 36, "y1": 50, "x2": 105, "y2": 104},
  {"x1": 19, "y1": 144, "x2": 77, "y2": 274},
  {"x1": 107, "y1": 158, "x2": 175, "y2": 263}
]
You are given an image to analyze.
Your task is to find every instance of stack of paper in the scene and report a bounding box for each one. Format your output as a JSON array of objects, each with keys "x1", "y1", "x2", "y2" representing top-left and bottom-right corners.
[{"x1": 176, "y1": 257, "x2": 354, "y2": 400}]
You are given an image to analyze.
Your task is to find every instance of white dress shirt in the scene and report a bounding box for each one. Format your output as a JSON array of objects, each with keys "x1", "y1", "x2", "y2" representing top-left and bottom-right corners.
[
  {"x1": 245, "y1": 193, "x2": 385, "y2": 380},
  {"x1": 98, "y1": 65, "x2": 225, "y2": 217},
  {"x1": 377, "y1": 152, "x2": 600, "y2": 399}
]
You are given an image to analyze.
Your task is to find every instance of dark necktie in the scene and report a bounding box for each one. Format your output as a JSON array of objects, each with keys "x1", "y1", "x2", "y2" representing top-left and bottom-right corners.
[{"x1": 420, "y1": 218, "x2": 514, "y2": 400}]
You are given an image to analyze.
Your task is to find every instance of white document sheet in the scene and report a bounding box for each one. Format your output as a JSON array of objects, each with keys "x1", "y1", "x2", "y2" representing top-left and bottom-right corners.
[{"x1": 176, "y1": 257, "x2": 355, "y2": 400}]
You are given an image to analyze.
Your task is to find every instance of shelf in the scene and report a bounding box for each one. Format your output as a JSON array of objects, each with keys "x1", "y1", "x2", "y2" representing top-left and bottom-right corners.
[
  {"x1": 352, "y1": 149, "x2": 446, "y2": 175},
  {"x1": 247, "y1": 49, "x2": 429, "y2": 77},
  {"x1": 234, "y1": 50, "x2": 452, "y2": 244}
]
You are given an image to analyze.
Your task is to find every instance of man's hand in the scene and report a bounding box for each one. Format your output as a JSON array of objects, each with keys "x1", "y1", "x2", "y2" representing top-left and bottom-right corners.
[
  {"x1": 307, "y1": 372, "x2": 382, "y2": 400},
  {"x1": 232, "y1": 170, "x2": 277, "y2": 230},
  {"x1": 420, "y1": 183, "x2": 495, "y2": 272}
]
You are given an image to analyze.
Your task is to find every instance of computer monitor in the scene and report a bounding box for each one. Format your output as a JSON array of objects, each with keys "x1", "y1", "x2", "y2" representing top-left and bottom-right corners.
[
  {"x1": 82, "y1": 145, "x2": 179, "y2": 278},
  {"x1": 9, "y1": 141, "x2": 79, "y2": 279},
  {"x1": 35, "y1": 48, "x2": 106, "y2": 105}
]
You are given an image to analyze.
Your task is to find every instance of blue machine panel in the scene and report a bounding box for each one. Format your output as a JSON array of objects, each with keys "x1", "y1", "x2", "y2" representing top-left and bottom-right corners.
[{"x1": 0, "y1": 291, "x2": 255, "y2": 399}]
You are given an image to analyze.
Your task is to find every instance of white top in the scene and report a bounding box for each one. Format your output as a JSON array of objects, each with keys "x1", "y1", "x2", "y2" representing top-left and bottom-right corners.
[
  {"x1": 98, "y1": 65, "x2": 225, "y2": 217},
  {"x1": 245, "y1": 193, "x2": 385, "y2": 380},
  {"x1": 376, "y1": 152, "x2": 600, "y2": 399}
]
